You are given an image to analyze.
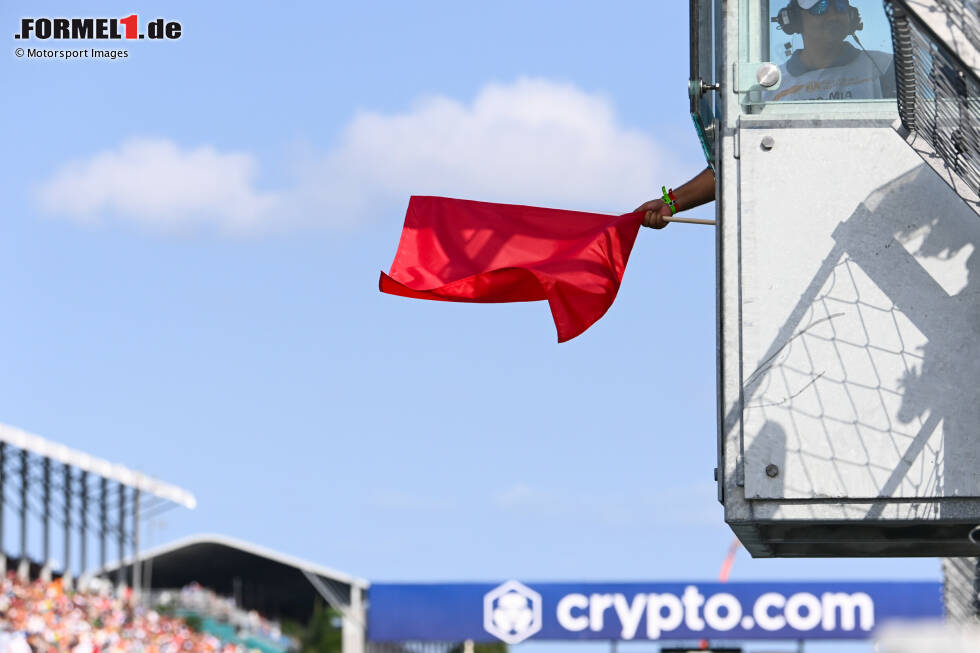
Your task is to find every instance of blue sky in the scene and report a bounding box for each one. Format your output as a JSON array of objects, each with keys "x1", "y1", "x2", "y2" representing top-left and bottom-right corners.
[{"x1": 1, "y1": 1, "x2": 938, "y2": 651}]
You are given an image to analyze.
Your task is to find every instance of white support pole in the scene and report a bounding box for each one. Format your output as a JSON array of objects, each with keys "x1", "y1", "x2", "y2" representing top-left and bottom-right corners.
[
  {"x1": 341, "y1": 584, "x2": 365, "y2": 653},
  {"x1": 301, "y1": 569, "x2": 365, "y2": 653}
]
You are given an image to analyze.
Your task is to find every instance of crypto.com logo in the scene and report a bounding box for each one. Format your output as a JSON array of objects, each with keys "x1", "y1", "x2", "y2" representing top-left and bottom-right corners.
[{"x1": 483, "y1": 580, "x2": 542, "y2": 644}]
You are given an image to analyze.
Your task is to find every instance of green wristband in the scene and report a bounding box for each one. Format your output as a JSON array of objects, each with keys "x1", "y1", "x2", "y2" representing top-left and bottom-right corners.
[{"x1": 661, "y1": 186, "x2": 678, "y2": 215}]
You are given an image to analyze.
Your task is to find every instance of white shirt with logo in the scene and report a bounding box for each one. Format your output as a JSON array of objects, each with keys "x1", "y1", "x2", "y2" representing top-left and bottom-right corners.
[{"x1": 766, "y1": 43, "x2": 895, "y2": 102}]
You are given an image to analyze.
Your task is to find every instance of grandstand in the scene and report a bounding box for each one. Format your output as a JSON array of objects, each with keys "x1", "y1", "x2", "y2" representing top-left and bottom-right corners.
[
  {"x1": 0, "y1": 422, "x2": 195, "y2": 587},
  {"x1": 105, "y1": 534, "x2": 369, "y2": 653},
  {"x1": 0, "y1": 422, "x2": 263, "y2": 651},
  {"x1": 0, "y1": 423, "x2": 373, "y2": 651}
]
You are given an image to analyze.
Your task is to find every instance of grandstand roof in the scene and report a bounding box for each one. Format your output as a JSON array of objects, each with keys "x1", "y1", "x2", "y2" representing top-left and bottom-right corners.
[
  {"x1": 109, "y1": 533, "x2": 368, "y2": 624},
  {"x1": 0, "y1": 422, "x2": 196, "y2": 510}
]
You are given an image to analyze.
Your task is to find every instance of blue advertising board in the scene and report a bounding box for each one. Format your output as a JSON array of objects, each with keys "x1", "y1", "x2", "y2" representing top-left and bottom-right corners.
[{"x1": 368, "y1": 581, "x2": 942, "y2": 644}]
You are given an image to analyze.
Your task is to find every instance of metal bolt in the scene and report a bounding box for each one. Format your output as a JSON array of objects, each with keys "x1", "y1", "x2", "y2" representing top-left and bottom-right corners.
[
  {"x1": 761, "y1": 136, "x2": 775, "y2": 151},
  {"x1": 756, "y1": 63, "x2": 781, "y2": 88},
  {"x1": 765, "y1": 464, "x2": 779, "y2": 478},
  {"x1": 689, "y1": 78, "x2": 720, "y2": 99}
]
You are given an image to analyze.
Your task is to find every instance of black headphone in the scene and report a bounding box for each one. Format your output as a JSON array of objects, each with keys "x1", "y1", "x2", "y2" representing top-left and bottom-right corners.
[{"x1": 772, "y1": 0, "x2": 863, "y2": 36}]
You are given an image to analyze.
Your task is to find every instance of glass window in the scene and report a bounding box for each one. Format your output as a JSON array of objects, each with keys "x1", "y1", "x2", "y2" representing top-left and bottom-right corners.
[
  {"x1": 691, "y1": 0, "x2": 721, "y2": 166},
  {"x1": 742, "y1": 1, "x2": 897, "y2": 105}
]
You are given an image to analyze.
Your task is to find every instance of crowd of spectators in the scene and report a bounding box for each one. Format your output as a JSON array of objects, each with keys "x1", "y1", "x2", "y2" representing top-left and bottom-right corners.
[
  {"x1": 156, "y1": 584, "x2": 292, "y2": 649},
  {"x1": 0, "y1": 574, "x2": 254, "y2": 653}
]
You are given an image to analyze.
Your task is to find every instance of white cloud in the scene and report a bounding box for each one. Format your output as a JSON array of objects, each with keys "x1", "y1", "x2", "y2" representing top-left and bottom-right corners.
[
  {"x1": 36, "y1": 78, "x2": 667, "y2": 234},
  {"x1": 37, "y1": 139, "x2": 280, "y2": 234},
  {"x1": 312, "y1": 78, "x2": 665, "y2": 216}
]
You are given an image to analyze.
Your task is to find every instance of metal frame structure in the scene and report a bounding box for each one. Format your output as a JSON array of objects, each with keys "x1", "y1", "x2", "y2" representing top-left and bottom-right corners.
[
  {"x1": 701, "y1": 0, "x2": 980, "y2": 557},
  {"x1": 0, "y1": 422, "x2": 195, "y2": 586}
]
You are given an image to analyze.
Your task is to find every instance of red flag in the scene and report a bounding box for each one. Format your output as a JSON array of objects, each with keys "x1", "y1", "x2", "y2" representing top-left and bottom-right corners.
[{"x1": 379, "y1": 196, "x2": 643, "y2": 342}]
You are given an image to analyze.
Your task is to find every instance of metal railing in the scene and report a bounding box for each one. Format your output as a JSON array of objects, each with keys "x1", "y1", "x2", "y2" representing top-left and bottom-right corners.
[{"x1": 885, "y1": 0, "x2": 980, "y2": 200}]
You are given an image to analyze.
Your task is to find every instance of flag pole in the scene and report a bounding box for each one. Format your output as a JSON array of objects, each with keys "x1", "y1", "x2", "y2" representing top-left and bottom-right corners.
[
  {"x1": 663, "y1": 216, "x2": 716, "y2": 225},
  {"x1": 597, "y1": 211, "x2": 716, "y2": 226}
]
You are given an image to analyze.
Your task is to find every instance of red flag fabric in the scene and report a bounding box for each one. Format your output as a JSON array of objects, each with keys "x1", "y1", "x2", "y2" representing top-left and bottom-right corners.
[{"x1": 379, "y1": 196, "x2": 644, "y2": 342}]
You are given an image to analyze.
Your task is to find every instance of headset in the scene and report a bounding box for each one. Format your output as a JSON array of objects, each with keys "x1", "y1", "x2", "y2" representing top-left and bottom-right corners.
[{"x1": 772, "y1": 0, "x2": 863, "y2": 36}]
